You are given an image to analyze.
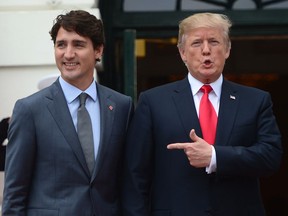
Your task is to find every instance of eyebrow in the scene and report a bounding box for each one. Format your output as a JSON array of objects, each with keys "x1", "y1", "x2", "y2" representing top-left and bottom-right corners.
[
  {"x1": 73, "y1": 40, "x2": 87, "y2": 44},
  {"x1": 55, "y1": 39, "x2": 87, "y2": 44}
]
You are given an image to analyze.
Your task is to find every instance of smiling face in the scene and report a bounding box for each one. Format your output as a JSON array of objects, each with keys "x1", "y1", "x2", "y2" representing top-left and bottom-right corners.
[
  {"x1": 54, "y1": 27, "x2": 103, "y2": 90},
  {"x1": 178, "y1": 27, "x2": 230, "y2": 84}
]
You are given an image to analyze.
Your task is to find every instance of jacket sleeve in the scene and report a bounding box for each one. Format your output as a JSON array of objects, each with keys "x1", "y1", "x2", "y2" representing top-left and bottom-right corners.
[{"x1": 2, "y1": 99, "x2": 37, "y2": 215}]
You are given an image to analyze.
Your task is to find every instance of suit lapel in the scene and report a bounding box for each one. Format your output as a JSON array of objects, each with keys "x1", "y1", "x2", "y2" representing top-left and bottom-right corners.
[
  {"x1": 92, "y1": 84, "x2": 115, "y2": 179},
  {"x1": 216, "y1": 80, "x2": 239, "y2": 146},
  {"x1": 172, "y1": 78, "x2": 202, "y2": 139},
  {"x1": 46, "y1": 81, "x2": 90, "y2": 176},
  {"x1": 171, "y1": 78, "x2": 240, "y2": 146}
]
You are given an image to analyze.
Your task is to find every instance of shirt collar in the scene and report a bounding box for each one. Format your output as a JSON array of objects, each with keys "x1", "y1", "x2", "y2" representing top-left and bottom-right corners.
[
  {"x1": 187, "y1": 73, "x2": 223, "y2": 97},
  {"x1": 59, "y1": 76, "x2": 97, "y2": 104}
]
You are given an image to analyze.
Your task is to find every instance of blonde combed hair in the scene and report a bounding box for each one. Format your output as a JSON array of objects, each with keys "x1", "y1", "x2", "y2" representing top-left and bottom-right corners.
[{"x1": 177, "y1": 13, "x2": 232, "y2": 50}]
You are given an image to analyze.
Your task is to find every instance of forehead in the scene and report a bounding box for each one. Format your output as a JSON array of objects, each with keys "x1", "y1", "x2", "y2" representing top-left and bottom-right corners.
[
  {"x1": 187, "y1": 27, "x2": 223, "y2": 39},
  {"x1": 56, "y1": 27, "x2": 87, "y2": 42}
]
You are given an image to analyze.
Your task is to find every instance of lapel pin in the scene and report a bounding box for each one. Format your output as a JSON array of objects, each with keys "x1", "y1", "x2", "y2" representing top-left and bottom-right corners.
[
  {"x1": 108, "y1": 105, "x2": 113, "y2": 111},
  {"x1": 230, "y1": 95, "x2": 236, "y2": 100}
]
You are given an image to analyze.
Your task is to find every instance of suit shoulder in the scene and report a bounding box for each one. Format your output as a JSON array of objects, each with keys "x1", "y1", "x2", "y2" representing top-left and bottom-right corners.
[
  {"x1": 224, "y1": 79, "x2": 269, "y2": 96},
  {"x1": 97, "y1": 83, "x2": 132, "y2": 101},
  {"x1": 141, "y1": 79, "x2": 187, "y2": 96},
  {"x1": 16, "y1": 87, "x2": 48, "y2": 104},
  {"x1": 13, "y1": 82, "x2": 58, "y2": 110}
]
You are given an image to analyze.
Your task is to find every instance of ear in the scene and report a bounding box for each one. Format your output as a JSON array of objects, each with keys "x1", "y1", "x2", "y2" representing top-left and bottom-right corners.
[
  {"x1": 94, "y1": 45, "x2": 104, "y2": 60},
  {"x1": 225, "y1": 43, "x2": 231, "y2": 59},
  {"x1": 178, "y1": 46, "x2": 187, "y2": 63}
]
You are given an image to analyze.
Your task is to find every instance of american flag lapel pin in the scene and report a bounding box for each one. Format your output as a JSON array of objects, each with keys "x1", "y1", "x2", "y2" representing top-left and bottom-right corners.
[
  {"x1": 230, "y1": 95, "x2": 236, "y2": 100},
  {"x1": 108, "y1": 105, "x2": 113, "y2": 111}
]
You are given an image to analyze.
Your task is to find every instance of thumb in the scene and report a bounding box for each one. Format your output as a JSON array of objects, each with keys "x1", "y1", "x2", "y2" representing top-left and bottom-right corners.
[{"x1": 189, "y1": 129, "x2": 200, "y2": 142}]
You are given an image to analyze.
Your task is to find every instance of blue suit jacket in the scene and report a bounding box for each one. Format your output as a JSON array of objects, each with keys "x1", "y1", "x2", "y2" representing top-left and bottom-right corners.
[
  {"x1": 122, "y1": 77, "x2": 282, "y2": 216},
  {"x1": 3, "y1": 79, "x2": 133, "y2": 216}
]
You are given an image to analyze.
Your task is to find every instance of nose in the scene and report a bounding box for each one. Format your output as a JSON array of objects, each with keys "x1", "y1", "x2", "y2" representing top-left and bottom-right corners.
[
  {"x1": 64, "y1": 45, "x2": 75, "y2": 59},
  {"x1": 202, "y1": 41, "x2": 211, "y2": 55}
]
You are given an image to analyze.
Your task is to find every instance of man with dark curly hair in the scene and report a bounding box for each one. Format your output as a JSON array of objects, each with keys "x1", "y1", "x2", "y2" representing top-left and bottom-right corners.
[{"x1": 2, "y1": 10, "x2": 133, "y2": 215}]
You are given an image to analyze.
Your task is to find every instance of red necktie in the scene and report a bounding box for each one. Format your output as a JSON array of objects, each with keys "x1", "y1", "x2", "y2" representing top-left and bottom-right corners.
[{"x1": 199, "y1": 85, "x2": 217, "y2": 144}]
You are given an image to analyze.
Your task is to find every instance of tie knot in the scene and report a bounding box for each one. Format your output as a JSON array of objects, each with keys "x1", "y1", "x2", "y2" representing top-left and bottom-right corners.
[
  {"x1": 200, "y1": 85, "x2": 213, "y2": 94},
  {"x1": 79, "y1": 93, "x2": 88, "y2": 106}
]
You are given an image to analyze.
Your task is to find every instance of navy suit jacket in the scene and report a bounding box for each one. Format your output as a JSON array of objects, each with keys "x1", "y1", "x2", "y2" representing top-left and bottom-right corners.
[
  {"x1": 3, "y1": 79, "x2": 133, "y2": 216},
  {"x1": 122, "y1": 77, "x2": 282, "y2": 216}
]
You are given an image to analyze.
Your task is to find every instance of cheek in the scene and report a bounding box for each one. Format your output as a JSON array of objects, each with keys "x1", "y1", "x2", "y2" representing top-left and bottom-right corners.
[
  {"x1": 54, "y1": 50, "x2": 63, "y2": 60},
  {"x1": 215, "y1": 50, "x2": 228, "y2": 61},
  {"x1": 180, "y1": 49, "x2": 197, "y2": 62}
]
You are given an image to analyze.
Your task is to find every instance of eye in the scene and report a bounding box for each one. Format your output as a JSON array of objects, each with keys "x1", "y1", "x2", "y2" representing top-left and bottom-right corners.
[
  {"x1": 210, "y1": 40, "x2": 220, "y2": 46},
  {"x1": 76, "y1": 43, "x2": 84, "y2": 47},
  {"x1": 56, "y1": 41, "x2": 65, "y2": 48},
  {"x1": 74, "y1": 41, "x2": 86, "y2": 48},
  {"x1": 191, "y1": 40, "x2": 201, "y2": 47}
]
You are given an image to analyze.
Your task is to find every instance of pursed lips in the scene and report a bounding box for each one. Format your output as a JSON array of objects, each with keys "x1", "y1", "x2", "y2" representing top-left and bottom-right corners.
[{"x1": 202, "y1": 59, "x2": 213, "y2": 67}]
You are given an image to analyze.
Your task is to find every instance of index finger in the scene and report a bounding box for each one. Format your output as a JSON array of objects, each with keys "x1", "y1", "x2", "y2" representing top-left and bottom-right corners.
[{"x1": 167, "y1": 143, "x2": 189, "y2": 150}]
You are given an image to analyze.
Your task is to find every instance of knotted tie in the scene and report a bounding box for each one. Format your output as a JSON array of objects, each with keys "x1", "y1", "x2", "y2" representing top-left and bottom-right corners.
[
  {"x1": 199, "y1": 85, "x2": 217, "y2": 144},
  {"x1": 77, "y1": 93, "x2": 95, "y2": 174}
]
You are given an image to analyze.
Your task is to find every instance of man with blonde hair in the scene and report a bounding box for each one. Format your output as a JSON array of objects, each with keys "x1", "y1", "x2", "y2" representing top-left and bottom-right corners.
[{"x1": 122, "y1": 12, "x2": 282, "y2": 216}]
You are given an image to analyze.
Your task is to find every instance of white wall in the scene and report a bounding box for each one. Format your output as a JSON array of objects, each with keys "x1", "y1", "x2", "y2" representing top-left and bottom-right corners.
[
  {"x1": 0, "y1": 0, "x2": 96, "y2": 10},
  {"x1": 0, "y1": 65, "x2": 58, "y2": 118},
  {"x1": 0, "y1": 5, "x2": 99, "y2": 120}
]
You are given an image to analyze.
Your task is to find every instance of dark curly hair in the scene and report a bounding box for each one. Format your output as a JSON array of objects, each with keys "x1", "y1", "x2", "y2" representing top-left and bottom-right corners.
[{"x1": 49, "y1": 10, "x2": 105, "y2": 50}]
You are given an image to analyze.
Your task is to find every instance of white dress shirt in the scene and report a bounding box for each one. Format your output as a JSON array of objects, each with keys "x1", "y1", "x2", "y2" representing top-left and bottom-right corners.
[{"x1": 187, "y1": 73, "x2": 223, "y2": 174}]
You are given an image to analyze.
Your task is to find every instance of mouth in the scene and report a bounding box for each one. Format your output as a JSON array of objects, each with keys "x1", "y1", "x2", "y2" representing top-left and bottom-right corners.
[
  {"x1": 63, "y1": 62, "x2": 79, "y2": 69},
  {"x1": 202, "y1": 59, "x2": 213, "y2": 68},
  {"x1": 64, "y1": 62, "x2": 78, "y2": 66}
]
